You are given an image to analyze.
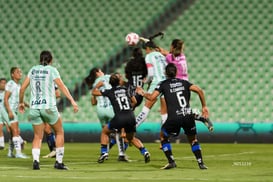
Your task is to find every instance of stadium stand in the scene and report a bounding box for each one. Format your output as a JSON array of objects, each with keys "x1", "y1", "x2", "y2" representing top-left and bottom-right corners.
[
  {"x1": 0, "y1": 0, "x2": 272, "y2": 123},
  {"x1": 163, "y1": 0, "x2": 273, "y2": 122}
]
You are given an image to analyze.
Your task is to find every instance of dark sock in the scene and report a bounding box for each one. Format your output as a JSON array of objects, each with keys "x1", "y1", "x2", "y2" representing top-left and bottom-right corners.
[
  {"x1": 192, "y1": 142, "x2": 203, "y2": 164},
  {"x1": 139, "y1": 147, "x2": 148, "y2": 155},
  {"x1": 161, "y1": 141, "x2": 175, "y2": 163},
  {"x1": 109, "y1": 138, "x2": 116, "y2": 149},
  {"x1": 124, "y1": 142, "x2": 129, "y2": 151},
  {"x1": 100, "y1": 144, "x2": 108, "y2": 154},
  {"x1": 46, "y1": 133, "x2": 56, "y2": 151}
]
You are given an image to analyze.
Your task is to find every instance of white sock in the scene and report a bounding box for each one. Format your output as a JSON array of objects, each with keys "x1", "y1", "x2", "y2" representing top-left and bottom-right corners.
[
  {"x1": 12, "y1": 136, "x2": 22, "y2": 155},
  {"x1": 19, "y1": 135, "x2": 24, "y2": 144},
  {"x1": 8, "y1": 138, "x2": 14, "y2": 154},
  {"x1": 32, "y1": 148, "x2": 40, "y2": 162},
  {"x1": 136, "y1": 106, "x2": 150, "y2": 127},
  {"x1": 0, "y1": 136, "x2": 4, "y2": 148},
  {"x1": 161, "y1": 114, "x2": 168, "y2": 125},
  {"x1": 116, "y1": 133, "x2": 125, "y2": 156},
  {"x1": 56, "y1": 147, "x2": 64, "y2": 163}
]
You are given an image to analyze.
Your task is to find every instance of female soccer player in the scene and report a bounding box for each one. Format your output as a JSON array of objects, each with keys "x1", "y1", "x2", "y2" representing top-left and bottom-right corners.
[
  {"x1": 4, "y1": 67, "x2": 28, "y2": 158},
  {"x1": 0, "y1": 78, "x2": 7, "y2": 150},
  {"x1": 92, "y1": 73, "x2": 150, "y2": 164},
  {"x1": 135, "y1": 41, "x2": 168, "y2": 127},
  {"x1": 160, "y1": 39, "x2": 213, "y2": 132},
  {"x1": 19, "y1": 50, "x2": 78, "y2": 170},
  {"x1": 124, "y1": 47, "x2": 147, "y2": 108},
  {"x1": 137, "y1": 63, "x2": 209, "y2": 170},
  {"x1": 88, "y1": 67, "x2": 128, "y2": 161}
]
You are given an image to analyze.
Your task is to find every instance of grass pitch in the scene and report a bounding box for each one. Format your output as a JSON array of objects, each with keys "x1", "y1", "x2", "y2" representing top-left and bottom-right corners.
[{"x1": 0, "y1": 143, "x2": 272, "y2": 182}]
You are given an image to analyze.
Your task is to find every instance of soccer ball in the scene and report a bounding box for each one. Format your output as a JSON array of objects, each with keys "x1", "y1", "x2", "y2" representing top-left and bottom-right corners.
[{"x1": 125, "y1": 32, "x2": 140, "y2": 46}]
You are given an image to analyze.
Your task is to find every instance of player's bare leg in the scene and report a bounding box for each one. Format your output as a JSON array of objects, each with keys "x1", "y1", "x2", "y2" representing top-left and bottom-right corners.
[
  {"x1": 127, "y1": 133, "x2": 150, "y2": 163},
  {"x1": 51, "y1": 118, "x2": 68, "y2": 170}
]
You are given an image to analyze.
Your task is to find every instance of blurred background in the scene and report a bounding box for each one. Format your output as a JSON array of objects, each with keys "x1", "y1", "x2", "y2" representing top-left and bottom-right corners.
[{"x1": 0, "y1": 0, "x2": 272, "y2": 142}]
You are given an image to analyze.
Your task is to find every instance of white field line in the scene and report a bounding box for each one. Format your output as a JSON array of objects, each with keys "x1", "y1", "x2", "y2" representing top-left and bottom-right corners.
[
  {"x1": 4, "y1": 175, "x2": 211, "y2": 181},
  {"x1": 176, "y1": 151, "x2": 255, "y2": 160},
  {"x1": 0, "y1": 152, "x2": 254, "y2": 181}
]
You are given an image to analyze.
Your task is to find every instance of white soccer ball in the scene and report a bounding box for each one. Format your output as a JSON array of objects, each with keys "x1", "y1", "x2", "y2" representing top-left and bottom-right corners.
[{"x1": 125, "y1": 32, "x2": 140, "y2": 46}]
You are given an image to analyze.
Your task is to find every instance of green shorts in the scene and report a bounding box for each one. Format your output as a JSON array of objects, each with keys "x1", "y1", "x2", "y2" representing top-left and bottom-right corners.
[
  {"x1": 148, "y1": 83, "x2": 164, "y2": 98},
  {"x1": 0, "y1": 109, "x2": 9, "y2": 124},
  {"x1": 96, "y1": 106, "x2": 114, "y2": 127},
  {"x1": 29, "y1": 107, "x2": 60, "y2": 125},
  {"x1": 0, "y1": 109, "x2": 17, "y2": 125}
]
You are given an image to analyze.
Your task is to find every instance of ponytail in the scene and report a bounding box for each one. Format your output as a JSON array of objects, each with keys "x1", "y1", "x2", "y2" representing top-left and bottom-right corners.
[{"x1": 40, "y1": 50, "x2": 53, "y2": 66}]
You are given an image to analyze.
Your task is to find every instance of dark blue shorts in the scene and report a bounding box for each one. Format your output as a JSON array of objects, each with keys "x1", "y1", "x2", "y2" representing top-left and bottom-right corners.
[
  {"x1": 161, "y1": 114, "x2": 196, "y2": 137},
  {"x1": 109, "y1": 111, "x2": 136, "y2": 133}
]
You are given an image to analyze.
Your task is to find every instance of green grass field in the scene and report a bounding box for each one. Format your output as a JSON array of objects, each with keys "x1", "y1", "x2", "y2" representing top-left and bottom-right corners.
[{"x1": 0, "y1": 143, "x2": 272, "y2": 182}]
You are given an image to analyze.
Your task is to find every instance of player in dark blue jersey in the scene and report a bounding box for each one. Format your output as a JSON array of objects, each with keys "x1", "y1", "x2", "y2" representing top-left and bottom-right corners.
[
  {"x1": 124, "y1": 47, "x2": 147, "y2": 108},
  {"x1": 137, "y1": 63, "x2": 209, "y2": 170},
  {"x1": 92, "y1": 73, "x2": 150, "y2": 164}
]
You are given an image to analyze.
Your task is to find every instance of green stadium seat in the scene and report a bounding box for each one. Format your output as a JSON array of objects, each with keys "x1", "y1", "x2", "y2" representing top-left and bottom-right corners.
[{"x1": 0, "y1": 0, "x2": 272, "y2": 123}]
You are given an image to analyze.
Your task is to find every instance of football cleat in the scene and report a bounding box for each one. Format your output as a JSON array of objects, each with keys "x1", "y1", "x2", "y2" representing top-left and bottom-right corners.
[
  {"x1": 7, "y1": 153, "x2": 15, "y2": 158},
  {"x1": 160, "y1": 162, "x2": 177, "y2": 170},
  {"x1": 15, "y1": 153, "x2": 29, "y2": 159},
  {"x1": 97, "y1": 153, "x2": 109, "y2": 163},
  {"x1": 144, "y1": 152, "x2": 150, "y2": 163},
  {"x1": 42, "y1": 150, "x2": 56, "y2": 158},
  {"x1": 204, "y1": 118, "x2": 214, "y2": 132},
  {"x1": 194, "y1": 113, "x2": 214, "y2": 132},
  {"x1": 117, "y1": 155, "x2": 129, "y2": 162},
  {"x1": 198, "y1": 163, "x2": 208, "y2": 170},
  {"x1": 54, "y1": 161, "x2": 69, "y2": 170},
  {"x1": 33, "y1": 160, "x2": 40, "y2": 170}
]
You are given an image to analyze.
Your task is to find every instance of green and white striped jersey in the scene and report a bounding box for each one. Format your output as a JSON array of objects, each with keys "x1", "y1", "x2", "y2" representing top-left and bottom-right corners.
[
  {"x1": 27, "y1": 65, "x2": 60, "y2": 109},
  {"x1": 92, "y1": 75, "x2": 112, "y2": 109},
  {"x1": 5, "y1": 80, "x2": 20, "y2": 111},
  {"x1": 145, "y1": 51, "x2": 167, "y2": 85},
  {"x1": 0, "y1": 90, "x2": 4, "y2": 110}
]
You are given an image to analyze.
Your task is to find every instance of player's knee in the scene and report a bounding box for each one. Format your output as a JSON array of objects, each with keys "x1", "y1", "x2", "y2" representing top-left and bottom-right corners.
[{"x1": 126, "y1": 133, "x2": 134, "y2": 141}]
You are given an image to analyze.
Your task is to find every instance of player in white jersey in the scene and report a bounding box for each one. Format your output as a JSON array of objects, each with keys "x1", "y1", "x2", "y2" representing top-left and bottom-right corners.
[
  {"x1": 0, "y1": 78, "x2": 8, "y2": 150},
  {"x1": 4, "y1": 67, "x2": 28, "y2": 158},
  {"x1": 19, "y1": 50, "x2": 79, "y2": 170},
  {"x1": 135, "y1": 41, "x2": 168, "y2": 127}
]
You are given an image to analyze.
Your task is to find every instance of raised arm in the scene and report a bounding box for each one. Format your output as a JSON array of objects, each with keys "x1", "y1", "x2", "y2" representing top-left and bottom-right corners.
[
  {"x1": 54, "y1": 78, "x2": 78, "y2": 113},
  {"x1": 91, "y1": 80, "x2": 104, "y2": 97}
]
